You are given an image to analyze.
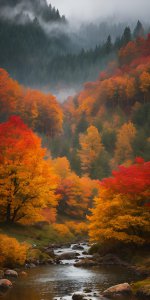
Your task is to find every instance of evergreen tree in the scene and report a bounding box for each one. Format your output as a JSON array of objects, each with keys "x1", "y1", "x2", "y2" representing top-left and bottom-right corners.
[
  {"x1": 121, "y1": 27, "x2": 132, "y2": 46},
  {"x1": 133, "y1": 20, "x2": 144, "y2": 38},
  {"x1": 105, "y1": 35, "x2": 112, "y2": 53}
]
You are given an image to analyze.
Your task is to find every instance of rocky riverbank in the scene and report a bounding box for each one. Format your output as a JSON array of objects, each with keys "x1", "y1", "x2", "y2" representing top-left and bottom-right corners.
[{"x1": 0, "y1": 242, "x2": 150, "y2": 299}]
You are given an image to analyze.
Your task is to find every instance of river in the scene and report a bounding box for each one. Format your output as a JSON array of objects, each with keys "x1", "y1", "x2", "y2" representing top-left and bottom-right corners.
[{"x1": 0, "y1": 243, "x2": 142, "y2": 300}]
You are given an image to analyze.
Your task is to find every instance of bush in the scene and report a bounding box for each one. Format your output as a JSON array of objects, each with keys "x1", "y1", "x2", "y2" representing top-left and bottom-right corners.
[{"x1": 0, "y1": 234, "x2": 28, "y2": 267}]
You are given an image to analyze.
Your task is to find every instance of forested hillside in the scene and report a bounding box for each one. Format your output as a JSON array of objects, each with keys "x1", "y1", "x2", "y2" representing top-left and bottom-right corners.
[
  {"x1": 0, "y1": 9, "x2": 149, "y2": 291},
  {"x1": 49, "y1": 33, "x2": 150, "y2": 179},
  {"x1": 0, "y1": 0, "x2": 148, "y2": 92}
]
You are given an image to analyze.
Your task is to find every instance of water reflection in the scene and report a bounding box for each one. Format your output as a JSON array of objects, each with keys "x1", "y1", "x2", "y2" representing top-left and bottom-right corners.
[
  {"x1": 0, "y1": 264, "x2": 141, "y2": 300},
  {"x1": 0, "y1": 243, "x2": 142, "y2": 300}
]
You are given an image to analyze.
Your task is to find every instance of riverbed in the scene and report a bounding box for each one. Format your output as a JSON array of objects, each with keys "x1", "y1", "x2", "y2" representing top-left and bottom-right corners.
[{"x1": 0, "y1": 243, "x2": 142, "y2": 300}]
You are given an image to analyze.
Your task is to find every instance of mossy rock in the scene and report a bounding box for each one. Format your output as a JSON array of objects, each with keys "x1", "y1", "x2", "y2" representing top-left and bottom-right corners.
[{"x1": 132, "y1": 278, "x2": 150, "y2": 299}]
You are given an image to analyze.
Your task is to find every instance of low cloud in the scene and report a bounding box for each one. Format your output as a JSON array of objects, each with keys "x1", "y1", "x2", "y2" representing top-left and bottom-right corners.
[{"x1": 48, "y1": 0, "x2": 150, "y2": 23}]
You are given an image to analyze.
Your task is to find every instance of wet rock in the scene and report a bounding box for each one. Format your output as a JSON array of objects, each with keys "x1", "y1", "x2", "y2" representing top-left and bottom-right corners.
[
  {"x1": 45, "y1": 248, "x2": 55, "y2": 257},
  {"x1": 72, "y1": 245, "x2": 84, "y2": 251},
  {"x1": 4, "y1": 269, "x2": 18, "y2": 278},
  {"x1": 94, "y1": 254, "x2": 128, "y2": 266},
  {"x1": 0, "y1": 270, "x2": 4, "y2": 279},
  {"x1": 0, "y1": 279, "x2": 12, "y2": 293},
  {"x1": 72, "y1": 292, "x2": 86, "y2": 300},
  {"x1": 82, "y1": 251, "x2": 88, "y2": 255},
  {"x1": 47, "y1": 258, "x2": 55, "y2": 264},
  {"x1": 58, "y1": 252, "x2": 79, "y2": 260},
  {"x1": 74, "y1": 258, "x2": 97, "y2": 267},
  {"x1": 83, "y1": 288, "x2": 92, "y2": 293},
  {"x1": 25, "y1": 263, "x2": 36, "y2": 268},
  {"x1": 103, "y1": 283, "x2": 132, "y2": 298},
  {"x1": 20, "y1": 271, "x2": 27, "y2": 277}
]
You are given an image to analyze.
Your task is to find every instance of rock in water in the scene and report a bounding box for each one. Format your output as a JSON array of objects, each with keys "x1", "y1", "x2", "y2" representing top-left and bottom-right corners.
[
  {"x1": 0, "y1": 279, "x2": 12, "y2": 293},
  {"x1": 72, "y1": 245, "x2": 84, "y2": 251},
  {"x1": 74, "y1": 258, "x2": 97, "y2": 267},
  {"x1": 4, "y1": 269, "x2": 18, "y2": 278},
  {"x1": 103, "y1": 283, "x2": 132, "y2": 298},
  {"x1": 58, "y1": 252, "x2": 79, "y2": 260},
  {"x1": 72, "y1": 292, "x2": 86, "y2": 300}
]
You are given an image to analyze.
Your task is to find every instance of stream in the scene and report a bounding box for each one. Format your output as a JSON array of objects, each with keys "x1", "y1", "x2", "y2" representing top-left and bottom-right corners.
[{"x1": 0, "y1": 243, "x2": 142, "y2": 300}]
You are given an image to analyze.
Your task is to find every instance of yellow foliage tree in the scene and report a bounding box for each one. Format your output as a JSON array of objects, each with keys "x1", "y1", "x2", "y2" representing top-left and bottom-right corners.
[
  {"x1": 88, "y1": 187, "x2": 150, "y2": 245},
  {"x1": 78, "y1": 126, "x2": 104, "y2": 176},
  {"x1": 53, "y1": 157, "x2": 71, "y2": 179},
  {"x1": 114, "y1": 122, "x2": 137, "y2": 165},
  {"x1": 140, "y1": 71, "x2": 150, "y2": 102}
]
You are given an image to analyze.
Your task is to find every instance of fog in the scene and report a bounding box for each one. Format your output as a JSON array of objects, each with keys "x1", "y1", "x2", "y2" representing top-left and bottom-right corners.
[
  {"x1": 0, "y1": 0, "x2": 149, "y2": 103},
  {"x1": 48, "y1": 0, "x2": 150, "y2": 23}
]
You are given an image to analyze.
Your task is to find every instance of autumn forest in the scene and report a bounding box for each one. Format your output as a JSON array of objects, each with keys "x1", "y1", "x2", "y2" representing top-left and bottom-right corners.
[{"x1": 0, "y1": 1, "x2": 150, "y2": 299}]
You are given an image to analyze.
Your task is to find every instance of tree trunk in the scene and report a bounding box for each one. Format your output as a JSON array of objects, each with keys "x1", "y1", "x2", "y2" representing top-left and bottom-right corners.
[{"x1": 6, "y1": 203, "x2": 11, "y2": 223}]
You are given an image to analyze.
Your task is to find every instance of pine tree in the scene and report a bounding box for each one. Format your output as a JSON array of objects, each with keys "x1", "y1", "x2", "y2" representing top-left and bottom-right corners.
[
  {"x1": 133, "y1": 20, "x2": 144, "y2": 39},
  {"x1": 121, "y1": 27, "x2": 132, "y2": 46}
]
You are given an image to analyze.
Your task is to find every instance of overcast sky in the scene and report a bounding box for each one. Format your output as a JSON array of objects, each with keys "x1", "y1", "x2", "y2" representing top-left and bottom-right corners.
[{"x1": 48, "y1": 0, "x2": 150, "y2": 23}]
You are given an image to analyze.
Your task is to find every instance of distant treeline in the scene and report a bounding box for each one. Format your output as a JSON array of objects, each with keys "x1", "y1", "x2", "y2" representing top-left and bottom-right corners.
[{"x1": 0, "y1": 12, "x2": 147, "y2": 88}]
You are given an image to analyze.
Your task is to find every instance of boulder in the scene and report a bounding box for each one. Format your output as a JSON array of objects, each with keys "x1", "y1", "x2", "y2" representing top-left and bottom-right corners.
[
  {"x1": 72, "y1": 245, "x2": 84, "y2": 251},
  {"x1": 103, "y1": 283, "x2": 132, "y2": 298},
  {"x1": 20, "y1": 271, "x2": 27, "y2": 277},
  {"x1": 82, "y1": 251, "x2": 88, "y2": 255},
  {"x1": 58, "y1": 252, "x2": 79, "y2": 260},
  {"x1": 4, "y1": 269, "x2": 18, "y2": 278},
  {"x1": 74, "y1": 258, "x2": 97, "y2": 267},
  {"x1": 83, "y1": 288, "x2": 92, "y2": 293},
  {"x1": 0, "y1": 279, "x2": 12, "y2": 292},
  {"x1": 47, "y1": 258, "x2": 55, "y2": 264},
  {"x1": 25, "y1": 263, "x2": 36, "y2": 268},
  {"x1": 94, "y1": 254, "x2": 128, "y2": 266},
  {"x1": 72, "y1": 292, "x2": 86, "y2": 300},
  {"x1": 45, "y1": 249, "x2": 55, "y2": 257}
]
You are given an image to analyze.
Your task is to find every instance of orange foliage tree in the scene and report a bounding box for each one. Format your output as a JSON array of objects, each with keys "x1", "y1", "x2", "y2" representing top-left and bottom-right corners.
[
  {"x1": 0, "y1": 116, "x2": 59, "y2": 224},
  {"x1": 0, "y1": 69, "x2": 63, "y2": 137},
  {"x1": 53, "y1": 157, "x2": 99, "y2": 218}
]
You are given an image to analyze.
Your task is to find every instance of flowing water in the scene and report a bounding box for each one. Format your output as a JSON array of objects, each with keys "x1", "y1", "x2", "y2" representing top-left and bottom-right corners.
[{"x1": 0, "y1": 244, "x2": 142, "y2": 300}]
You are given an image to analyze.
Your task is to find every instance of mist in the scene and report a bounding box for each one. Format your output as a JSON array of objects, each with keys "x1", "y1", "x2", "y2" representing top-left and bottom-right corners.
[
  {"x1": 48, "y1": 0, "x2": 150, "y2": 24},
  {"x1": 0, "y1": 0, "x2": 149, "y2": 103}
]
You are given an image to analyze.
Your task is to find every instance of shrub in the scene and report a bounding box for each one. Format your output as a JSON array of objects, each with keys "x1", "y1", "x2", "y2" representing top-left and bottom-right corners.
[{"x1": 0, "y1": 234, "x2": 28, "y2": 267}]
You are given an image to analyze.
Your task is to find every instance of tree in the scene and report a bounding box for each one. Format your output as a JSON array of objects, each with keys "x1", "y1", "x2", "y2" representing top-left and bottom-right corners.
[
  {"x1": 88, "y1": 159, "x2": 150, "y2": 247},
  {"x1": 0, "y1": 68, "x2": 22, "y2": 121},
  {"x1": 0, "y1": 116, "x2": 59, "y2": 224},
  {"x1": 133, "y1": 21, "x2": 144, "y2": 39},
  {"x1": 140, "y1": 71, "x2": 150, "y2": 102},
  {"x1": 114, "y1": 122, "x2": 137, "y2": 165},
  {"x1": 53, "y1": 157, "x2": 71, "y2": 179},
  {"x1": 0, "y1": 69, "x2": 63, "y2": 137},
  {"x1": 78, "y1": 126, "x2": 105, "y2": 177},
  {"x1": 121, "y1": 27, "x2": 132, "y2": 46},
  {"x1": 105, "y1": 35, "x2": 112, "y2": 54},
  {"x1": 56, "y1": 172, "x2": 99, "y2": 219}
]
